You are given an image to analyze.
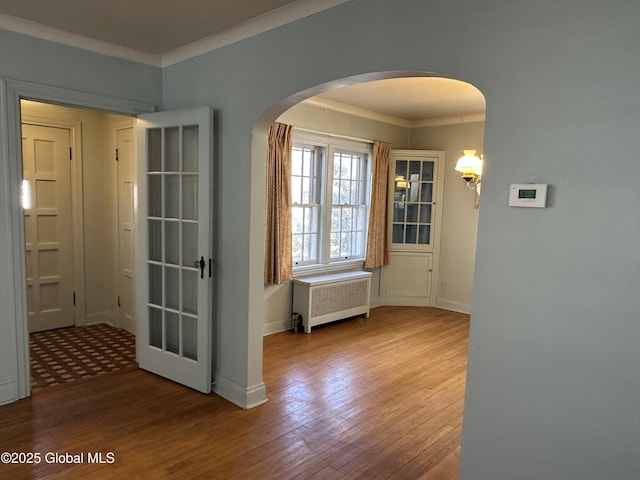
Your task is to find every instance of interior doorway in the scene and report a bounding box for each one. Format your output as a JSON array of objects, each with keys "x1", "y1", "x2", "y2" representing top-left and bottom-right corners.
[{"x1": 20, "y1": 99, "x2": 136, "y2": 391}]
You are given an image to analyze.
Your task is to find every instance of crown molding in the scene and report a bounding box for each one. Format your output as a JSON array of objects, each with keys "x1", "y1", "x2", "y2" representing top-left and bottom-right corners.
[
  {"x1": 304, "y1": 98, "x2": 413, "y2": 128},
  {"x1": 0, "y1": 0, "x2": 353, "y2": 68},
  {"x1": 304, "y1": 98, "x2": 485, "y2": 128},
  {"x1": 161, "y1": 0, "x2": 353, "y2": 67},
  {"x1": 0, "y1": 13, "x2": 162, "y2": 66}
]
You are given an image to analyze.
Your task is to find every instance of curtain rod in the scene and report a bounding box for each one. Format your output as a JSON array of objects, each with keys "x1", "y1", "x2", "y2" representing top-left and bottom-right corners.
[{"x1": 293, "y1": 126, "x2": 375, "y2": 145}]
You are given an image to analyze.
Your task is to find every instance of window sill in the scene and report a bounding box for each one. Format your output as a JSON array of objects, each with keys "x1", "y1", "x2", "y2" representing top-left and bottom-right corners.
[{"x1": 293, "y1": 259, "x2": 366, "y2": 278}]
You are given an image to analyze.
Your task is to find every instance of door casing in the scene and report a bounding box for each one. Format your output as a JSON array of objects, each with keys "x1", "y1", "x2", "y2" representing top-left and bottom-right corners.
[{"x1": 2, "y1": 78, "x2": 154, "y2": 401}]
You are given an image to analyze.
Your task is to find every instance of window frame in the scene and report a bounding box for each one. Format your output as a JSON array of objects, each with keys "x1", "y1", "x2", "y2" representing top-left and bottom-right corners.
[{"x1": 291, "y1": 131, "x2": 372, "y2": 276}]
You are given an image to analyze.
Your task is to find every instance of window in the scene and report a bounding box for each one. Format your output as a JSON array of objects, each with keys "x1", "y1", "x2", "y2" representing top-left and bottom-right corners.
[{"x1": 291, "y1": 132, "x2": 371, "y2": 272}]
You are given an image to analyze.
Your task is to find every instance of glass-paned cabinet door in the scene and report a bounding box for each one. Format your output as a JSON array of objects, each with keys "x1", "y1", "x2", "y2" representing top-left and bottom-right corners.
[{"x1": 389, "y1": 150, "x2": 444, "y2": 252}]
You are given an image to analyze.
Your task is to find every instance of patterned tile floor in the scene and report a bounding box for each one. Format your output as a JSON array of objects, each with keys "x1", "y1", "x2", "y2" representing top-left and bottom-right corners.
[{"x1": 30, "y1": 323, "x2": 137, "y2": 393}]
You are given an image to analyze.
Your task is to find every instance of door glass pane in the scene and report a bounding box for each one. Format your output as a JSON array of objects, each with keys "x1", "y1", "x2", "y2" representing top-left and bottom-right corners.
[
  {"x1": 406, "y1": 204, "x2": 419, "y2": 223},
  {"x1": 148, "y1": 129, "x2": 162, "y2": 171},
  {"x1": 149, "y1": 307, "x2": 163, "y2": 348},
  {"x1": 148, "y1": 175, "x2": 162, "y2": 217},
  {"x1": 183, "y1": 126, "x2": 198, "y2": 173},
  {"x1": 392, "y1": 158, "x2": 437, "y2": 245},
  {"x1": 419, "y1": 225, "x2": 431, "y2": 244},
  {"x1": 149, "y1": 220, "x2": 162, "y2": 262},
  {"x1": 165, "y1": 127, "x2": 180, "y2": 172},
  {"x1": 165, "y1": 311, "x2": 180, "y2": 354},
  {"x1": 165, "y1": 175, "x2": 180, "y2": 218},
  {"x1": 165, "y1": 266, "x2": 180, "y2": 311},
  {"x1": 409, "y1": 161, "x2": 421, "y2": 178},
  {"x1": 419, "y1": 205, "x2": 432, "y2": 224},
  {"x1": 183, "y1": 270, "x2": 197, "y2": 314},
  {"x1": 165, "y1": 221, "x2": 180, "y2": 265},
  {"x1": 182, "y1": 315, "x2": 198, "y2": 361},
  {"x1": 392, "y1": 224, "x2": 404, "y2": 243},
  {"x1": 182, "y1": 175, "x2": 197, "y2": 220},
  {"x1": 406, "y1": 225, "x2": 417, "y2": 244},
  {"x1": 149, "y1": 264, "x2": 162, "y2": 306},
  {"x1": 420, "y1": 183, "x2": 433, "y2": 203},
  {"x1": 421, "y1": 162, "x2": 434, "y2": 181},
  {"x1": 182, "y1": 222, "x2": 197, "y2": 267},
  {"x1": 393, "y1": 203, "x2": 405, "y2": 222}
]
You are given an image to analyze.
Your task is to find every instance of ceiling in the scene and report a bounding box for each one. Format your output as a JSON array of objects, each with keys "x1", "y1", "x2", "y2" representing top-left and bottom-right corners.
[
  {"x1": 0, "y1": 0, "x2": 307, "y2": 54},
  {"x1": 0, "y1": 0, "x2": 486, "y2": 123}
]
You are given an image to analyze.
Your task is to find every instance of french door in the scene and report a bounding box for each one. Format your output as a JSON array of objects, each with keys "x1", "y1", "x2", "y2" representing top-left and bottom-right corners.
[{"x1": 135, "y1": 107, "x2": 213, "y2": 394}]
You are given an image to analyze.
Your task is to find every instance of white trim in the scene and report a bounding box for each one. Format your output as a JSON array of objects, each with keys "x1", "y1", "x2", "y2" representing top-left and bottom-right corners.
[
  {"x1": 433, "y1": 299, "x2": 471, "y2": 315},
  {"x1": 85, "y1": 312, "x2": 115, "y2": 326},
  {"x1": 0, "y1": 14, "x2": 161, "y2": 67},
  {"x1": 304, "y1": 98, "x2": 412, "y2": 128},
  {"x1": 0, "y1": 0, "x2": 353, "y2": 68},
  {"x1": 214, "y1": 374, "x2": 268, "y2": 409},
  {"x1": 304, "y1": 98, "x2": 485, "y2": 128},
  {"x1": 0, "y1": 381, "x2": 16, "y2": 406},
  {"x1": 2, "y1": 78, "x2": 155, "y2": 403},
  {"x1": 161, "y1": 0, "x2": 352, "y2": 67},
  {"x1": 263, "y1": 318, "x2": 291, "y2": 336}
]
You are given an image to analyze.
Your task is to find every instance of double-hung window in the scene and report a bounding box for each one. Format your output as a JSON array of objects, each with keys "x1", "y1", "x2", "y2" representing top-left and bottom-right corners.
[{"x1": 291, "y1": 131, "x2": 371, "y2": 272}]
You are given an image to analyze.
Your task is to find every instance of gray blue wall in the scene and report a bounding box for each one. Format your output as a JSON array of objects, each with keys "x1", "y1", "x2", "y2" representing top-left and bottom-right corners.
[
  {"x1": 162, "y1": 0, "x2": 640, "y2": 478},
  {"x1": 1, "y1": 0, "x2": 639, "y2": 478}
]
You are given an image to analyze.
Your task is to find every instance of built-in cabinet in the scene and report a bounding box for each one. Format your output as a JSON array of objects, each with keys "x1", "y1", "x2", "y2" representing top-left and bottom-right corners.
[{"x1": 381, "y1": 150, "x2": 444, "y2": 306}]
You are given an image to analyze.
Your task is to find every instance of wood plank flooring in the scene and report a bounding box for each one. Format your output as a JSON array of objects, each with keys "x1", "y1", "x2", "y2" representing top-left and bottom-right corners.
[{"x1": 0, "y1": 306, "x2": 469, "y2": 480}]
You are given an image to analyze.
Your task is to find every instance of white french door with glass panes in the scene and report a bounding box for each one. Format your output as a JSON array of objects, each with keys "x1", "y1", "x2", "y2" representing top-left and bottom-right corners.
[{"x1": 135, "y1": 107, "x2": 213, "y2": 394}]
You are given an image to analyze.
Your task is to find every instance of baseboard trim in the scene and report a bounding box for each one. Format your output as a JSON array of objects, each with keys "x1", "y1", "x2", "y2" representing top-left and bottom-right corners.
[
  {"x1": 263, "y1": 319, "x2": 291, "y2": 336},
  {"x1": 214, "y1": 374, "x2": 268, "y2": 409},
  {"x1": 83, "y1": 312, "x2": 115, "y2": 327},
  {"x1": 433, "y1": 299, "x2": 471, "y2": 315},
  {"x1": 0, "y1": 380, "x2": 16, "y2": 406}
]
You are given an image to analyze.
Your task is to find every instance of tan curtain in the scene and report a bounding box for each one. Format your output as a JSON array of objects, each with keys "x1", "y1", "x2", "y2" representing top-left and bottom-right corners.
[
  {"x1": 364, "y1": 141, "x2": 391, "y2": 269},
  {"x1": 264, "y1": 123, "x2": 293, "y2": 285}
]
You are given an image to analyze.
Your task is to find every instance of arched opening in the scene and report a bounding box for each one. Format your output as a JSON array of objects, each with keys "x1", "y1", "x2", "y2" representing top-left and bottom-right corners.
[
  {"x1": 251, "y1": 71, "x2": 486, "y2": 472},
  {"x1": 255, "y1": 70, "x2": 486, "y2": 334}
]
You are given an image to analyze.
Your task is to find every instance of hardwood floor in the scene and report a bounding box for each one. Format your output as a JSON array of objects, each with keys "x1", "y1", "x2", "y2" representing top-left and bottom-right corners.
[{"x1": 0, "y1": 306, "x2": 469, "y2": 480}]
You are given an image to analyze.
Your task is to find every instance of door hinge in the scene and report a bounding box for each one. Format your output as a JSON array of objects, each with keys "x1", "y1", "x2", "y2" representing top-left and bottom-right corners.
[
  {"x1": 73, "y1": 291, "x2": 76, "y2": 305},
  {"x1": 115, "y1": 148, "x2": 119, "y2": 161},
  {"x1": 69, "y1": 147, "x2": 73, "y2": 160},
  {"x1": 117, "y1": 295, "x2": 121, "y2": 308}
]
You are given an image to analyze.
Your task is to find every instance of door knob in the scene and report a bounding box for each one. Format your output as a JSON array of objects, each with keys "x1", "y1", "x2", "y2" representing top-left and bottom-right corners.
[{"x1": 196, "y1": 256, "x2": 205, "y2": 279}]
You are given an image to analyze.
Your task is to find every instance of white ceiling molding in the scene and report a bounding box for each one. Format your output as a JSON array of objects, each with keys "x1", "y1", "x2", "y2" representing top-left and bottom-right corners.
[
  {"x1": 0, "y1": 13, "x2": 161, "y2": 66},
  {"x1": 305, "y1": 98, "x2": 485, "y2": 128},
  {"x1": 304, "y1": 98, "x2": 413, "y2": 128},
  {"x1": 0, "y1": 0, "x2": 353, "y2": 68},
  {"x1": 161, "y1": 0, "x2": 353, "y2": 67}
]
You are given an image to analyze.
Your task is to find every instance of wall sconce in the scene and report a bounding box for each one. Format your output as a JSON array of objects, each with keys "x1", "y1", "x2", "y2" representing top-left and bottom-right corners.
[{"x1": 455, "y1": 150, "x2": 483, "y2": 191}]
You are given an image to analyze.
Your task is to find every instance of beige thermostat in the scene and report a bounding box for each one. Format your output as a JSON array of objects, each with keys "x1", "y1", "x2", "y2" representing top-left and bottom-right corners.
[{"x1": 508, "y1": 184, "x2": 548, "y2": 208}]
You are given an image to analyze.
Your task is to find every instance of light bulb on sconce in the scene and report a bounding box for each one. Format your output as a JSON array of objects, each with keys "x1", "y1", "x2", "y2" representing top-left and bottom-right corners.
[{"x1": 455, "y1": 149, "x2": 483, "y2": 191}]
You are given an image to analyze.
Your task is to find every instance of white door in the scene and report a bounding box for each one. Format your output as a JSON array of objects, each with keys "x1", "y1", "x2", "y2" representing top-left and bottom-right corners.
[
  {"x1": 22, "y1": 124, "x2": 75, "y2": 332},
  {"x1": 135, "y1": 107, "x2": 213, "y2": 394},
  {"x1": 116, "y1": 126, "x2": 135, "y2": 334}
]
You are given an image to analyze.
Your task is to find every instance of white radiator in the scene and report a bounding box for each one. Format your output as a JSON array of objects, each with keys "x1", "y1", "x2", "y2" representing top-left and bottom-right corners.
[{"x1": 292, "y1": 271, "x2": 372, "y2": 334}]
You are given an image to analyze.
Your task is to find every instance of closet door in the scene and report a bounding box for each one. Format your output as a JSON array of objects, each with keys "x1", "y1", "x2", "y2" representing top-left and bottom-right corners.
[{"x1": 382, "y1": 150, "x2": 444, "y2": 306}]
